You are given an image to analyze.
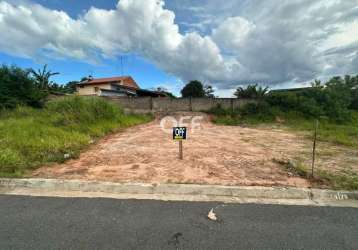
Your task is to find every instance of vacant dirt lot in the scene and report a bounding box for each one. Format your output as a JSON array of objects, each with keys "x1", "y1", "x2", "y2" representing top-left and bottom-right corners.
[{"x1": 33, "y1": 113, "x2": 358, "y2": 187}]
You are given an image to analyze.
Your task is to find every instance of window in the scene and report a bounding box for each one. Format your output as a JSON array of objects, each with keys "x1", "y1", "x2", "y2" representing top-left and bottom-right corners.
[{"x1": 94, "y1": 87, "x2": 99, "y2": 92}]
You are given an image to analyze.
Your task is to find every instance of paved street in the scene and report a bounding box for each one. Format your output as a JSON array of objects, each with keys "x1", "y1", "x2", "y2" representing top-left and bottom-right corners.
[{"x1": 0, "y1": 195, "x2": 357, "y2": 250}]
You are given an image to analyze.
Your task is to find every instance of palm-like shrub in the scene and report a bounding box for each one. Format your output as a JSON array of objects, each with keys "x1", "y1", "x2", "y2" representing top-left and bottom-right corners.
[
  {"x1": 30, "y1": 64, "x2": 59, "y2": 90},
  {"x1": 234, "y1": 84, "x2": 269, "y2": 100}
]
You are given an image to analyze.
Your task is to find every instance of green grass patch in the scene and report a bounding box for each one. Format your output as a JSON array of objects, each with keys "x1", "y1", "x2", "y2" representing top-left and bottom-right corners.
[
  {"x1": 0, "y1": 96, "x2": 153, "y2": 177},
  {"x1": 283, "y1": 114, "x2": 357, "y2": 148},
  {"x1": 274, "y1": 158, "x2": 358, "y2": 190},
  {"x1": 315, "y1": 170, "x2": 358, "y2": 190},
  {"x1": 208, "y1": 105, "x2": 358, "y2": 148}
]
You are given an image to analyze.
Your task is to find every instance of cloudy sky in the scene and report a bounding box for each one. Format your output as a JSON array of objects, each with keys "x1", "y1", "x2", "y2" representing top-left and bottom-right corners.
[{"x1": 0, "y1": 0, "x2": 357, "y2": 96}]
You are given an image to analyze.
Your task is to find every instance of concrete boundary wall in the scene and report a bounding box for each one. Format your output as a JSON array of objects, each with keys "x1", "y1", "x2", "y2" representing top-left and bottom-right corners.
[{"x1": 105, "y1": 97, "x2": 255, "y2": 112}]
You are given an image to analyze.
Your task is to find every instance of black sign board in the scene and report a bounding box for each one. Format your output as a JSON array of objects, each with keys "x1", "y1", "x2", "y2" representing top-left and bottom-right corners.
[{"x1": 173, "y1": 127, "x2": 187, "y2": 140}]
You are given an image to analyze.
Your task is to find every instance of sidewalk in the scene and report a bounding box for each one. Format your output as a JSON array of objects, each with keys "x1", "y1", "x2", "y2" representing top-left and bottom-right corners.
[{"x1": 1, "y1": 178, "x2": 358, "y2": 207}]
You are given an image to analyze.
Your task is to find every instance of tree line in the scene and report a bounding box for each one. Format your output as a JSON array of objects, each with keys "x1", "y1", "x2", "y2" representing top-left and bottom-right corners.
[
  {"x1": 230, "y1": 76, "x2": 358, "y2": 122},
  {"x1": 1, "y1": 64, "x2": 357, "y2": 122},
  {"x1": 181, "y1": 77, "x2": 358, "y2": 122}
]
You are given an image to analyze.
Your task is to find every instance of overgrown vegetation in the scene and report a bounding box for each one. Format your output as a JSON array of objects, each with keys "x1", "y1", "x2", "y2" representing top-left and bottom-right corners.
[
  {"x1": 212, "y1": 109, "x2": 358, "y2": 148},
  {"x1": 30, "y1": 64, "x2": 78, "y2": 94},
  {"x1": 209, "y1": 75, "x2": 358, "y2": 147},
  {"x1": 0, "y1": 96, "x2": 153, "y2": 177},
  {"x1": 0, "y1": 64, "x2": 78, "y2": 110},
  {"x1": 0, "y1": 65, "x2": 47, "y2": 109}
]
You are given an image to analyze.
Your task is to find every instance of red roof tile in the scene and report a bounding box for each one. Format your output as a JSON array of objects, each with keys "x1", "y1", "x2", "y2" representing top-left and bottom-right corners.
[{"x1": 78, "y1": 76, "x2": 139, "y2": 89}]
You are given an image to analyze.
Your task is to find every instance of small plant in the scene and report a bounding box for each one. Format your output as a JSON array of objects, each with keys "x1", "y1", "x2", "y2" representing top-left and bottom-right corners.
[{"x1": 273, "y1": 158, "x2": 309, "y2": 178}]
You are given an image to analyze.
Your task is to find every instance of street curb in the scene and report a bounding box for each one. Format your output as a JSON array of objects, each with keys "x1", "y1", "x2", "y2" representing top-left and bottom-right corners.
[{"x1": 1, "y1": 178, "x2": 358, "y2": 206}]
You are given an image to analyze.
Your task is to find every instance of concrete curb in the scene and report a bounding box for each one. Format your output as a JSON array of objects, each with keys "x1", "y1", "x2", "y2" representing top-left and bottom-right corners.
[{"x1": 1, "y1": 178, "x2": 358, "y2": 207}]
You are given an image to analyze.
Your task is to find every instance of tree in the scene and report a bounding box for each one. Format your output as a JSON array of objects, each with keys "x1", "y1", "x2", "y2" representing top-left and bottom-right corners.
[
  {"x1": 80, "y1": 75, "x2": 93, "y2": 82},
  {"x1": 322, "y1": 75, "x2": 356, "y2": 121},
  {"x1": 63, "y1": 81, "x2": 78, "y2": 93},
  {"x1": 153, "y1": 87, "x2": 176, "y2": 98},
  {"x1": 234, "y1": 84, "x2": 269, "y2": 100},
  {"x1": 0, "y1": 65, "x2": 46, "y2": 108},
  {"x1": 204, "y1": 85, "x2": 215, "y2": 98},
  {"x1": 181, "y1": 80, "x2": 206, "y2": 97},
  {"x1": 311, "y1": 79, "x2": 323, "y2": 88},
  {"x1": 30, "y1": 64, "x2": 59, "y2": 90}
]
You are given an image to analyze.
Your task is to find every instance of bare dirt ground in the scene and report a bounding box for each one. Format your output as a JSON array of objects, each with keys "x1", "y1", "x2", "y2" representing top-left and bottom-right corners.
[{"x1": 33, "y1": 112, "x2": 358, "y2": 187}]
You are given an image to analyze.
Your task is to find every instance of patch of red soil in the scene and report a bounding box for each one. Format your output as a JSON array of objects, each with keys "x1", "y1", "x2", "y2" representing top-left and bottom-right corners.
[{"x1": 33, "y1": 113, "x2": 314, "y2": 187}]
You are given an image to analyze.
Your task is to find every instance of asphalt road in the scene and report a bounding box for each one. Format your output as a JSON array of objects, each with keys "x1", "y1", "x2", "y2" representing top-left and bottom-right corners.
[{"x1": 1, "y1": 195, "x2": 357, "y2": 250}]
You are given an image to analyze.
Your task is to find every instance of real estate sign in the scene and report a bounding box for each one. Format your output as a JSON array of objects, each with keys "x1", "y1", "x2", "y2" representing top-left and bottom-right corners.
[{"x1": 173, "y1": 127, "x2": 187, "y2": 140}]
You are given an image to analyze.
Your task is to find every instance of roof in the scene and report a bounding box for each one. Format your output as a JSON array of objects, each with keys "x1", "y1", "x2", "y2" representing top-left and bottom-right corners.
[
  {"x1": 137, "y1": 89, "x2": 168, "y2": 97},
  {"x1": 270, "y1": 87, "x2": 313, "y2": 93},
  {"x1": 100, "y1": 88, "x2": 136, "y2": 95},
  {"x1": 78, "y1": 76, "x2": 139, "y2": 90}
]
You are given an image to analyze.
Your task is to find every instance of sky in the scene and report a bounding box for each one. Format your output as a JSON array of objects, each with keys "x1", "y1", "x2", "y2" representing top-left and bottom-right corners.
[{"x1": 0, "y1": 0, "x2": 357, "y2": 97}]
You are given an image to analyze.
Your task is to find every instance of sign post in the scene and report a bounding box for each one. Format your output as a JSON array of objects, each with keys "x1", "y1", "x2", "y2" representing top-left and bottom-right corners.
[
  {"x1": 173, "y1": 127, "x2": 187, "y2": 160},
  {"x1": 179, "y1": 140, "x2": 183, "y2": 159},
  {"x1": 311, "y1": 119, "x2": 319, "y2": 178}
]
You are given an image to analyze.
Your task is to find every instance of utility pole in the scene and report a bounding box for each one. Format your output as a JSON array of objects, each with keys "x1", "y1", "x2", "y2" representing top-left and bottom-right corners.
[{"x1": 120, "y1": 56, "x2": 123, "y2": 76}]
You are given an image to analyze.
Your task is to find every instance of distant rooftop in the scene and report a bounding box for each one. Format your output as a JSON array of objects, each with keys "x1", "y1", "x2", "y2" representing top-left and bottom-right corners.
[
  {"x1": 270, "y1": 87, "x2": 312, "y2": 93},
  {"x1": 78, "y1": 76, "x2": 139, "y2": 90}
]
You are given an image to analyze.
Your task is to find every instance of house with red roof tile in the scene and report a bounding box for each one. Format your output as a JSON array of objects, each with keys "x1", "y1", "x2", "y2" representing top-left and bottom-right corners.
[
  {"x1": 76, "y1": 76, "x2": 168, "y2": 97},
  {"x1": 76, "y1": 76, "x2": 140, "y2": 97}
]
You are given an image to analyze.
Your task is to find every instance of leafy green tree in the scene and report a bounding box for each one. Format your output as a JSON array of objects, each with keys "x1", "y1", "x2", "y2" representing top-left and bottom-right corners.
[
  {"x1": 322, "y1": 76, "x2": 355, "y2": 121},
  {"x1": 30, "y1": 64, "x2": 59, "y2": 90},
  {"x1": 0, "y1": 65, "x2": 46, "y2": 108},
  {"x1": 181, "y1": 80, "x2": 206, "y2": 97}
]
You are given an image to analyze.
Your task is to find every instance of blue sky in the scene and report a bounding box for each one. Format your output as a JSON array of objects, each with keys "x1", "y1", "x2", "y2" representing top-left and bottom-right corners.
[
  {"x1": 0, "y1": 51, "x2": 179, "y2": 91},
  {"x1": 0, "y1": 0, "x2": 181, "y2": 93},
  {"x1": 0, "y1": 0, "x2": 357, "y2": 96}
]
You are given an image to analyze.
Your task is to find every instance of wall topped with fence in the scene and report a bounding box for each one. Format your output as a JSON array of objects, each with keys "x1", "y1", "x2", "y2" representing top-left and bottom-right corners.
[{"x1": 104, "y1": 97, "x2": 254, "y2": 112}]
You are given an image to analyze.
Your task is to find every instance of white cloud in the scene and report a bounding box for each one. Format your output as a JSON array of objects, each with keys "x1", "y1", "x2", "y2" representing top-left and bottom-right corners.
[
  {"x1": 0, "y1": 0, "x2": 357, "y2": 92},
  {"x1": 212, "y1": 17, "x2": 255, "y2": 51}
]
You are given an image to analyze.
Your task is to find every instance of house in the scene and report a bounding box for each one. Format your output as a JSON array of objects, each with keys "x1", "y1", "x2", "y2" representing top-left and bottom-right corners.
[
  {"x1": 76, "y1": 76, "x2": 168, "y2": 97},
  {"x1": 76, "y1": 76, "x2": 139, "y2": 97}
]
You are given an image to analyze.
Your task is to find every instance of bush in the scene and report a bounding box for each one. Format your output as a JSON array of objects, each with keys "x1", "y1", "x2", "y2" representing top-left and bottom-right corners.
[
  {"x1": 0, "y1": 96, "x2": 153, "y2": 176},
  {"x1": 207, "y1": 104, "x2": 234, "y2": 116}
]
